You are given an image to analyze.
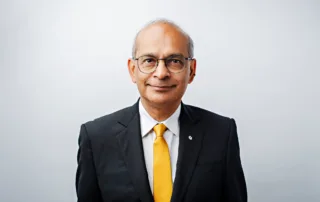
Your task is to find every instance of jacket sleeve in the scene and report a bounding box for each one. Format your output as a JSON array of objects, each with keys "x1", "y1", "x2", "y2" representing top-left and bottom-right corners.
[
  {"x1": 76, "y1": 124, "x2": 103, "y2": 202},
  {"x1": 224, "y1": 118, "x2": 248, "y2": 202}
]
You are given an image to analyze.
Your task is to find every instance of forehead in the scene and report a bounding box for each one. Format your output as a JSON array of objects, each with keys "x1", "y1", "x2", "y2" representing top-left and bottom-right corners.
[{"x1": 135, "y1": 23, "x2": 189, "y2": 57}]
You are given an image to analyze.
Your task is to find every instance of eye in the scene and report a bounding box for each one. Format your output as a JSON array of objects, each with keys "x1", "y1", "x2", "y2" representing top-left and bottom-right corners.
[
  {"x1": 168, "y1": 58, "x2": 183, "y2": 64},
  {"x1": 143, "y1": 57, "x2": 156, "y2": 63}
]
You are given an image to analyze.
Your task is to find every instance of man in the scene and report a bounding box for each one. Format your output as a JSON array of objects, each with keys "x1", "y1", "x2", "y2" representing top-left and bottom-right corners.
[{"x1": 76, "y1": 19, "x2": 247, "y2": 202}]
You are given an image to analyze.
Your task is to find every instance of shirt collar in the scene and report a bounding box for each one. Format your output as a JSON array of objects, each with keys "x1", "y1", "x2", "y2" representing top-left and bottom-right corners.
[{"x1": 139, "y1": 100, "x2": 181, "y2": 137}]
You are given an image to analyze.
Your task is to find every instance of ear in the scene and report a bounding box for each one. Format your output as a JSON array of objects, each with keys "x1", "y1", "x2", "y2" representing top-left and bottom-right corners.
[
  {"x1": 188, "y1": 59, "x2": 197, "y2": 84},
  {"x1": 128, "y1": 58, "x2": 137, "y2": 83}
]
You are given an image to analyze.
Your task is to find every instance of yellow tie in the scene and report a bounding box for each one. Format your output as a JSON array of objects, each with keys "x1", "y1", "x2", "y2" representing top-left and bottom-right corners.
[{"x1": 153, "y1": 123, "x2": 172, "y2": 202}]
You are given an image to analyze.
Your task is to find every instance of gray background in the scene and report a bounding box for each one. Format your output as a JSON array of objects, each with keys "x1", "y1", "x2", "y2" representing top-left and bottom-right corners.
[{"x1": 1, "y1": 0, "x2": 319, "y2": 201}]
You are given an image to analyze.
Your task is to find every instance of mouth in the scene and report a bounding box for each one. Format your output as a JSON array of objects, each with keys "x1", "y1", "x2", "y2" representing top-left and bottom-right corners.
[{"x1": 148, "y1": 84, "x2": 176, "y2": 91}]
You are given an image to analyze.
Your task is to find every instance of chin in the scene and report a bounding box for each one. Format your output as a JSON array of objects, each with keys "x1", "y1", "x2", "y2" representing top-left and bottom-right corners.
[
  {"x1": 149, "y1": 97, "x2": 169, "y2": 105},
  {"x1": 145, "y1": 94, "x2": 180, "y2": 106}
]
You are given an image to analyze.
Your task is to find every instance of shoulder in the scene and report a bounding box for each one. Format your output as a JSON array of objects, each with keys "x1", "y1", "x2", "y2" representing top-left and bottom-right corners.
[
  {"x1": 183, "y1": 103, "x2": 236, "y2": 131},
  {"x1": 87, "y1": 106, "x2": 133, "y2": 126},
  {"x1": 183, "y1": 104, "x2": 239, "y2": 146},
  {"x1": 184, "y1": 104, "x2": 233, "y2": 122},
  {"x1": 80, "y1": 105, "x2": 135, "y2": 138}
]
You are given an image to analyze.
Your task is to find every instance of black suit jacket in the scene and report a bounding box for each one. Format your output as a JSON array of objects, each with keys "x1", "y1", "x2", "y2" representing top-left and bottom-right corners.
[{"x1": 76, "y1": 100, "x2": 247, "y2": 202}]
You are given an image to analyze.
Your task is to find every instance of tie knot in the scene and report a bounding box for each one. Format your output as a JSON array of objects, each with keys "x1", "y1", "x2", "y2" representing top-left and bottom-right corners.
[{"x1": 153, "y1": 123, "x2": 167, "y2": 137}]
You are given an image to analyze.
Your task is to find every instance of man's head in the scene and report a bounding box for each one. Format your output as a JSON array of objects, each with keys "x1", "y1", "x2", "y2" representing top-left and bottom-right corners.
[{"x1": 128, "y1": 19, "x2": 197, "y2": 107}]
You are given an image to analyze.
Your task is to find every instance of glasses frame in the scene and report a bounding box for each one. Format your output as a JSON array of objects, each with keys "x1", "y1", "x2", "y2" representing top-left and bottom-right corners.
[{"x1": 132, "y1": 55, "x2": 194, "y2": 74}]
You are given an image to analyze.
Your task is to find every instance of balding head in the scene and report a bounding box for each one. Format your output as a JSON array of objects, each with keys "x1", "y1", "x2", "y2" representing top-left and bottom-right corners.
[{"x1": 132, "y1": 19, "x2": 194, "y2": 58}]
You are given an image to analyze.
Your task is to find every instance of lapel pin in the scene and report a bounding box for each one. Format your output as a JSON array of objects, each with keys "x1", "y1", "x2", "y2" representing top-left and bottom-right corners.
[{"x1": 188, "y1": 136, "x2": 193, "y2": 140}]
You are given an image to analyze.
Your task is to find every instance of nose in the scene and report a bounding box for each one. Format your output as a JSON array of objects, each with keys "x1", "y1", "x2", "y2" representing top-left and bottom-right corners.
[{"x1": 153, "y1": 60, "x2": 170, "y2": 79}]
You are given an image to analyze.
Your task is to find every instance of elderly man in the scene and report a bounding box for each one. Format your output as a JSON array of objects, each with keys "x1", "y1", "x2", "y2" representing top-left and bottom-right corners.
[{"x1": 76, "y1": 19, "x2": 247, "y2": 202}]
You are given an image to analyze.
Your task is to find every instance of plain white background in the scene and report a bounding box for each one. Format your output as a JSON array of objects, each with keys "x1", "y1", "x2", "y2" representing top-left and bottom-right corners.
[{"x1": 1, "y1": 0, "x2": 319, "y2": 201}]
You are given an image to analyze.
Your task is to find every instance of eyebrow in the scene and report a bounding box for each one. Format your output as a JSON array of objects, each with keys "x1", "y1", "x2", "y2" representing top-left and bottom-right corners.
[{"x1": 138, "y1": 53, "x2": 186, "y2": 58}]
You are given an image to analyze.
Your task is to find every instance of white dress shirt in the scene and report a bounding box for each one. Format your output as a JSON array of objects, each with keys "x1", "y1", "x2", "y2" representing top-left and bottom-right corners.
[{"x1": 139, "y1": 100, "x2": 181, "y2": 193}]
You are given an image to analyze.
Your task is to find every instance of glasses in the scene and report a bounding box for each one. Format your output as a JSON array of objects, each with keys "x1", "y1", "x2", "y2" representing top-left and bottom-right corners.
[{"x1": 133, "y1": 55, "x2": 193, "y2": 74}]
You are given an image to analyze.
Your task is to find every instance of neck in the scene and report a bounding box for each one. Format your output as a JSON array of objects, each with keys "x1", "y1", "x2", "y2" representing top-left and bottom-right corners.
[{"x1": 140, "y1": 98, "x2": 181, "y2": 122}]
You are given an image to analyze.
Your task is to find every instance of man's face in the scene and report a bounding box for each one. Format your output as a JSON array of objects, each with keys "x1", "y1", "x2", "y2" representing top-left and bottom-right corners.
[{"x1": 128, "y1": 23, "x2": 196, "y2": 106}]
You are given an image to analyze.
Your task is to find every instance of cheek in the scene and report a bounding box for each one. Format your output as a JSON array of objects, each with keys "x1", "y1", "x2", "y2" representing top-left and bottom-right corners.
[
  {"x1": 179, "y1": 74, "x2": 190, "y2": 85},
  {"x1": 174, "y1": 77, "x2": 189, "y2": 92},
  {"x1": 135, "y1": 73, "x2": 148, "y2": 88}
]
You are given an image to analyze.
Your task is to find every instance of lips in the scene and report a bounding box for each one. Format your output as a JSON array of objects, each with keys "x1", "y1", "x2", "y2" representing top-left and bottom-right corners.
[
  {"x1": 148, "y1": 84, "x2": 176, "y2": 91},
  {"x1": 148, "y1": 84, "x2": 175, "y2": 88},
  {"x1": 152, "y1": 85, "x2": 173, "y2": 88}
]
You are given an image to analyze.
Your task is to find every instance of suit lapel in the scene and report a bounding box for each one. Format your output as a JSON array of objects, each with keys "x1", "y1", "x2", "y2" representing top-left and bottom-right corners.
[
  {"x1": 115, "y1": 101, "x2": 154, "y2": 202},
  {"x1": 171, "y1": 103, "x2": 204, "y2": 202}
]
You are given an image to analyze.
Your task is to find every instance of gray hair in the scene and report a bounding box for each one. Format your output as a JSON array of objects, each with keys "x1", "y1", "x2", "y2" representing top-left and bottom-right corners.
[{"x1": 132, "y1": 18, "x2": 194, "y2": 58}]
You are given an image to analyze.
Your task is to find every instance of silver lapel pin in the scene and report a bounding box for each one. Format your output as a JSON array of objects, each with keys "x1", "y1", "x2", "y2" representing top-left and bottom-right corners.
[{"x1": 188, "y1": 136, "x2": 193, "y2": 140}]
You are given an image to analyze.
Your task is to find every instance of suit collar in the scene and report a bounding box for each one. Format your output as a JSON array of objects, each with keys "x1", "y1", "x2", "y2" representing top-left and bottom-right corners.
[
  {"x1": 116, "y1": 99, "x2": 140, "y2": 128},
  {"x1": 115, "y1": 99, "x2": 153, "y2": 202},
  {"x1": 171, "y1": 102, "x2": 204, "y2": 202},
  {"x1": 179, "y1": 101, "x2": 200, "y2": 124}
]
